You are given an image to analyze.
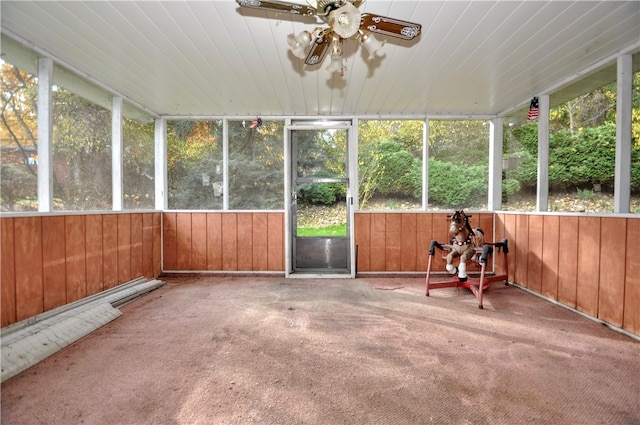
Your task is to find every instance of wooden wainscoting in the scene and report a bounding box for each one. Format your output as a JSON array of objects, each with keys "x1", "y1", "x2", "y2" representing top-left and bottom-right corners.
[
  {"x1": 1, "y1": 212, "x2": 162, "y2": 327},
  {"x1": 496, "y1": 213, "x2": 640, "y2": 336},
  {"x1": 354, "y1": 212, "x2": 495, "y2": 273},
  {"x1": 162, "y1": 212, "x2": 285, "y2": 272}
]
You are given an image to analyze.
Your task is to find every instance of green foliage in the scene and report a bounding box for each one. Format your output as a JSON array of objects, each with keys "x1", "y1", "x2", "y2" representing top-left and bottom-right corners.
[
  {"x1": 51, "y1": 89, "x2": 113, "y2": 210},
  {"x1": 359, "y1": 136, "x2": 490, "y2": 209},
  {"x1": 298, "y1": 170, "x2": 345, "y2": 205},
  {"x1": 228, "y1": 120, "x2": 285, "y2": 209},
  {"x1": 502, "y1": 178, "x2": 521, "y2": 197},
  {"x1": 167, "y1": 120, "x2": 223, "y2": 209},
  {"x1": 428, "y1": 158, "x2": 487, "y2": 208},
  {"x1": 577, "y1": 188, "x2": 595, "y2": 201},
  {"x1": 0, "y1": 163, "x2": 37, "y2": 211},
  {"x1": 552, "y1": 125, "x2": 617, "y2": 189},
  {"x1": 297, "y1": 223, "x2": 347, "y2": 237},
  {"x1": 168, "y1": 156, "x2": 223, "y2": 210},
  {"x1": 359, "y1": 120, "x2": 424, "y2": 158},
  {"x1": 429, "y1": 120, "x2": 490, "y2": 166},
  {"x1": 508, "y1": 122, "x2": 640, "y2": 192},
  {"x1": 123, "y1": 118, "x2": 155, "y2": 209},
  {"x1": 358, "y1": 140, "x2": 422, "y2": 207},
  {"x1": 374, "y1": 141, "x2": 421, "y2": 197}
]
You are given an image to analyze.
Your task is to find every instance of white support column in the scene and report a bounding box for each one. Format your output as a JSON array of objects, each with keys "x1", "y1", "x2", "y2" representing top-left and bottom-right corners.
[
  {"x1": 488, "y1": 117, "x2": 504, "y2": 211},
  {"x1": 222, "y1": 118, "x2": 229, "y2": 210},
  {"x1": 37, "y1": 58, "x2": 53, "y2": 212},
  {"x1": 154, "y1": 118, "x2": 167, "y2": 210},
  {"x1": 112, "y1": 96, "x2": 123, "y2": 210},
  {"x1": 349, "y1": 118, "x2": 358, "y2": 278},
  {"x1": 349, "y1": 118, "x2": 359, "y2": 211},
  {"x1": 614, "y1": 54, "x2": 632, "y2": 214},
  {"x1": 284, "y1": 118, "x2": 292, "y2": 276},
  {"x1": 536, "y1": 95, "x2": 550, "y2": 212},
  {"x1": 422, "y1": 118, "x2": 429, "y2": 210}
]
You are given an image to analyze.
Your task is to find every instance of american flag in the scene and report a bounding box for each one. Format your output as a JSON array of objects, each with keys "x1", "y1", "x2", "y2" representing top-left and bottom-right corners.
[{"x1": 527, "y1": 97, "x2": 539, "y2": 121}]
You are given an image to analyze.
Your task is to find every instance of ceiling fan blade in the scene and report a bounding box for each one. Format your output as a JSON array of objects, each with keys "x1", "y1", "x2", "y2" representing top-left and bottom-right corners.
[
  {"x1": 304, "y1": 35, "x2": 330, "y2": 66},
  {"x1": 360, "y1": 13, "x2": 421, "y2": 40},
  {"x1": 236, "y1": 0, "x2": 316, "y2": 16}
]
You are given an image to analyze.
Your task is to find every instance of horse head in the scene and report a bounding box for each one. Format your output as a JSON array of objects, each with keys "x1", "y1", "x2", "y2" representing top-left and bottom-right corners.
[{"x1": 449, "y1": 210, "x2": 468, "y2": 237}]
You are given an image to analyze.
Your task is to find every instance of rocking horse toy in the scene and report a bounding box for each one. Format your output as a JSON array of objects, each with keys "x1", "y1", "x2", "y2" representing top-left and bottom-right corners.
[
  {"x1": 425, "y1": 210, "x2": 509, "y2": 309},
  {"x1": 446, "y1": 210, "x2": 485, "y2": 282}
]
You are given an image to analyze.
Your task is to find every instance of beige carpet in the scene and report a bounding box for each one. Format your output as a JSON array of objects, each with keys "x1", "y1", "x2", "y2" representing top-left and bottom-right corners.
[{"x1": 2, "y1": 275, "x2": 639, "y2": 425}]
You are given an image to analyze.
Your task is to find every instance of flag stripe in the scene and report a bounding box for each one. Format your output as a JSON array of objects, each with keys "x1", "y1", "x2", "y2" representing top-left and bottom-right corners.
[{"x1": 527, "y1": 97, "x2": 539, "y2": 121}]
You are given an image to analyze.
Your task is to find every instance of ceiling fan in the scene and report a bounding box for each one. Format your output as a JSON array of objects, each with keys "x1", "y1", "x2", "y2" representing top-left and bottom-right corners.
[{"x1": 235, "y1": 0, "x2": 422, "y2": 76}]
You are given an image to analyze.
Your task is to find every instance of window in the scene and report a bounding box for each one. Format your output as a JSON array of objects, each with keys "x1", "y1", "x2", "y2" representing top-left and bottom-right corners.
[
  {"x1": 428, "y1": 120, "x2": 489, "y2": 210},
  {"x1": 167, "y1": 120, "x2": 223, "y2": 210},
  {"x1": 501, "y1": 120, "x2": 536, "y2": 211},
  {"x1": 0, "y1": 61, "x2": 38, "y2": 211},
  {"x1": 123, "y1": 113, "x2": 155, "y2": 209},
  {"x1": 228, "y1": 119, "x2": 284, "y2": 210},
  {"x1": 632, "y1": 70, "x2": 640, "y2": 214},
  {"x1": 52, "y1": 86, "x2": 112, "y2": 211},
  {"x1": 358, "y1": 119, "x2": 423, "y2": 211}
]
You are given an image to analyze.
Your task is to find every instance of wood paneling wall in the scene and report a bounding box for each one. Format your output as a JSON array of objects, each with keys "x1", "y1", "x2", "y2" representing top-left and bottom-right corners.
[
  {"x1": 1, "y1": 212, "x2": 161, "y2": 327},
  {"x1": 354, "y1": 212, "x2": 495, "y2": 273},
  {"x1": 162, "y1": 212, "x2": 284, "y2": 272},
  {"x1": 4, "y1": 210, "x2": 636, "y2": 338},
  {"x1": 496, "y1": 213, "x2": 640, "y2": 336}
]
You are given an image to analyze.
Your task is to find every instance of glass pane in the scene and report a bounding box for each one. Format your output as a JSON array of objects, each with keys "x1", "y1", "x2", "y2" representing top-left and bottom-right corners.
[
  {"x1": 296, "y1": 182, "x2": 347, "y2": 237},
  {"x1": 123, "y1": 114, "x2": 155, "y2": 210},
  {"x1": 502, "y1": 121, "x2": 536, "y2": 211},
  {"x1": 295, "y1": 129, "x2": 346, "y2": 178},
  {"x1": 167, "y1": 120, "x2": 223, "y2": 210},
  {"x1": 52, "y1": 87, "x2": 112, "y2": 211},
  {"x1": 428, "y1": 120, "x2": 489, "y2": 210},
  {"x1": 632, "y1": 70, "x2": 639, "y2": 214},
  {"x1": 547, "y1": 82, "x2": 617, "y2": 213},
  {"x1": 294, "y1": 127, "x2": 347, "y2": 237},
  {"x1": 0, "y1": 62, "x2": 38, "y2": 212},
  {"x1": 357, "y1": 120, "x2": 423, "y2": 211},
  {"x1": 228, "y1": 119, "x2": 284, "y2": 210}
]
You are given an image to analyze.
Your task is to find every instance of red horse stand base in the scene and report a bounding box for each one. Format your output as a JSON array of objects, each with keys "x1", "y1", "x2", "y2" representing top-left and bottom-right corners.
[{"x1": 425, "y1": 239, "x2": 509, "y2": 309}]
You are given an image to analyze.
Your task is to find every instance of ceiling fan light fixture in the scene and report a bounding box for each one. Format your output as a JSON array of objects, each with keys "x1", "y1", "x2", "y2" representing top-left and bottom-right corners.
[
  {"x1": 326, "y1": 52, "x2": 345, "y2": 75},
  {"x1": 329, "y1": 2, "x2": 361, "y2": 38},
  {"x1": 325, "y1": 36, "x2": 345, "y2": 75},
  {"x1": 287, "y1": 30, "x2": 312, "y2": 59},
  {"x1": 360, "y1": 32, "x2": 386, "y2": 60},
  {"x1": 236, "y1": 0, "x2": 421, "y2": 78}
]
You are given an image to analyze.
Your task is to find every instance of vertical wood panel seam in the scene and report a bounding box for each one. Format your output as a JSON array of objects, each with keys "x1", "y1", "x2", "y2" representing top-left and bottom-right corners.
[
  {"x1": 100, "y1": 214, "x2": 105, "y2": 291},
  {"x1": 129, "y1": 213, "x2": 133, "y2": 277},
  {"x1": 205, "y1": 213, "x2": 209, "y2": 271},
  {"x1": 39, "y1": 217, "x2": 45, "y2": 313},
  {"x1": 553, "y1": 216, "x2": 559, "y2": 299},
  {"x1": 115, "y1": 215, "x2": 119, "y2": 284},
  {"x1": 58, "y1": 216, "x2": 66, "y2": 308},
  {"x1": 84, "y1": 215, "x2": 88, "y2": 294},
  {"x1": 188, "y1": 213, "x2": 192, "y2": 270},
  {"x1": 11, "y1": 218, "x2": 17, "y2": 324},
  {"x1": 265, "y1": 213, "x2": 270, "y2": 270},
  {"x1": 620, "y1": 218, "x2": 628, "y2": 326},
  {"x1": 160, "y1": 212, "x2": 164, "y2": 273},
  {"x1": 596, "y1": 217, "x2": 603, "y2": 319}
]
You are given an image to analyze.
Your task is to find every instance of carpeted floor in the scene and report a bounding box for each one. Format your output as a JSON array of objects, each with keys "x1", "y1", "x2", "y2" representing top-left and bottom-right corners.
[{"x1": 2, "y1": 275, "x2": 639, "y2": 425}]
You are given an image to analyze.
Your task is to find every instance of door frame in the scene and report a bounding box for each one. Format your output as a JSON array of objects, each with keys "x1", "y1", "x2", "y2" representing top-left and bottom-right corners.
[{"x1": 284, "y1": 119, "x2": 356, "y2": 278}]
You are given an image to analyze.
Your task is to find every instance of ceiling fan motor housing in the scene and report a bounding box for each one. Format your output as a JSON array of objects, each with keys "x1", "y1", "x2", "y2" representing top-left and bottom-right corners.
[{"x1": 317, "y1": 0, "x2": 346, "y2": 15}]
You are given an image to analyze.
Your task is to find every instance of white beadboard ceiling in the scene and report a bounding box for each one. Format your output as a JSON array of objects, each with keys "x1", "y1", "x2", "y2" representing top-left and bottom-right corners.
[{"x1": 1, "y1": 1, "x2": 639, "y2": 119}]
